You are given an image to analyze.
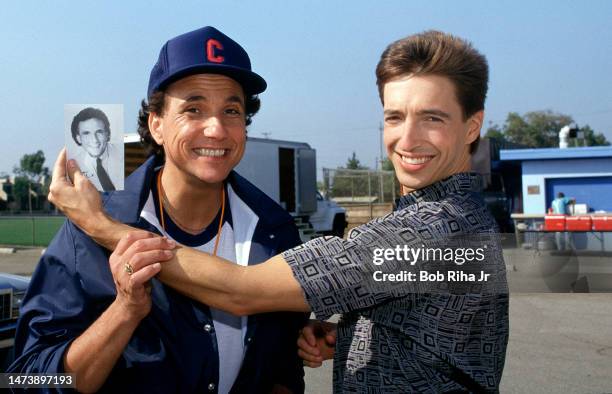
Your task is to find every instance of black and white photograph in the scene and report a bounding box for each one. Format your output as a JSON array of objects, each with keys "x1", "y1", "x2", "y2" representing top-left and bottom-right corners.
[{"x1": 64, "y1": 104, "x2": 124, "y2": 191}]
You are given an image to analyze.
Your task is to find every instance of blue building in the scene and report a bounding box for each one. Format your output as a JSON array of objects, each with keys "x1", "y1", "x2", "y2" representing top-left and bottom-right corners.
[{"x1": 500, "y1": 146, "x2": 612, "y2": 214}]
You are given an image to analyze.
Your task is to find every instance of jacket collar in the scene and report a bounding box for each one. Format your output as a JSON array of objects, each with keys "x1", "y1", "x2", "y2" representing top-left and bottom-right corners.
[
  {"x1": 395, "y1": 172, "x2": 484, "y2": 211},
  {"x1": 102, "y1": 155, "x2": 294, "y2": 229}
]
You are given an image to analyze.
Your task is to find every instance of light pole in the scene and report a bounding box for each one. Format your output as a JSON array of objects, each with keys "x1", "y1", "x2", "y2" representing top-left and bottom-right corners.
[{"x1": 379, "y1": 122, "x2": 384, "y2": 203}]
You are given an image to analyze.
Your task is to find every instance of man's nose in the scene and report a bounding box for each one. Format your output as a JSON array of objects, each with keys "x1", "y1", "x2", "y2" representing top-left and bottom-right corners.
[
  {"x1": 397, "y1": 119, "x2": 421, "y2": 148},
  {"x1": 202, "y1": 116, "x2": 227, "y2": 139}
]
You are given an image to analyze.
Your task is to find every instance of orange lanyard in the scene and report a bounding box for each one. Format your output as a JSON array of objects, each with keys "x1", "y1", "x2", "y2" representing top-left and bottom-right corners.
[{"x1": 156, "y1": 169, "x2": 225, "y2": 257}]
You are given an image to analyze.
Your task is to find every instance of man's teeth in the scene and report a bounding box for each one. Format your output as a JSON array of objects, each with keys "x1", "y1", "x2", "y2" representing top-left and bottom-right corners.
[
  {"x1": 195, "y1": 148, "x2": 226, "y2": 157},
  {"x1": 401, "y1": 155, "x2": 433, "y2": 164}
]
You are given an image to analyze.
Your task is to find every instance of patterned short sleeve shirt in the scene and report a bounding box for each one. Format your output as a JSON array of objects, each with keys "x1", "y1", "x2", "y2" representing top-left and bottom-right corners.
[{"x1": 283, "y1": 173, "x2": 509, "y2": 393}]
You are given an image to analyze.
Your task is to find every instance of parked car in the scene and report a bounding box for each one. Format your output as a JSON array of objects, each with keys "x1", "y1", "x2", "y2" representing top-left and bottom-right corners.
[{"x1": 0, "y1": 273, "x2": 29, "y2": 371}]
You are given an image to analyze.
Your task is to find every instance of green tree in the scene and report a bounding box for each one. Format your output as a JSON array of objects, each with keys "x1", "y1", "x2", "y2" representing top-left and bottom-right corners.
[
  {"x1": 569, "y1": 125, "x2": 609, "y2": 147},
  {"x1": 487, "y1": 110, "x2": 609, "y2": 148},
  {"x1": 484, "y1": 123, "x2": 506, "y2": 142},
  {"x1": 12, "y1": 176, "x2": 31, "y2": 211},
  {"x1": 381, "y1": 157, "x2": 394, "y2": 171},
  {"x1": 345, "y1": 152, "x2": 367, "y2": 170},
  {"x1": 13, "y1": 150, "x2": 49, "y2": 212}
]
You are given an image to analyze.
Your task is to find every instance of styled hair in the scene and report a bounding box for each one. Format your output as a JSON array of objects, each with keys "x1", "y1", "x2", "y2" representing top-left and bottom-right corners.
[
  {"x1": 375, "y1": 30, "x2": 488, "y2": 153},
  {"x1": 71, "y1": 107, "x2": 111, "y2": 145},
  {"x1": 137, "y1": 89, "x2": 261, "y2": 159}
]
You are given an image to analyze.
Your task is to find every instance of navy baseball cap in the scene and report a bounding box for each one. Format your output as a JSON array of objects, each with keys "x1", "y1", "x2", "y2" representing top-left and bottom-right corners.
[{"x1": 147, "y1": 26, "x2": 267, "y2": 98}]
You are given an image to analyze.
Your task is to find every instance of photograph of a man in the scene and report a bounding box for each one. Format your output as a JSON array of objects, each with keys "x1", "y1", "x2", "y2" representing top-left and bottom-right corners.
[{"x1": 66, "y1": 104, "x2": 124, "y2": 191}]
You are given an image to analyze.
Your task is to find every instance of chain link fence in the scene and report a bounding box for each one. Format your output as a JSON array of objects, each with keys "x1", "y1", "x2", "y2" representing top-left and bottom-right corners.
[{"x1": 322, "y1": 168, "x2": 399, "y2": 204}]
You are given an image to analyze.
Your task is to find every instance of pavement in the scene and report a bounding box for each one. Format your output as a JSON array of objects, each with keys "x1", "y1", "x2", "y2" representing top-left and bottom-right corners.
[
  {"x1": 0, "y1": 247, "x2": 45, "y2": 276},
  {"x1": 2, "y1": 247, "x2": 611, "y2": 392}
]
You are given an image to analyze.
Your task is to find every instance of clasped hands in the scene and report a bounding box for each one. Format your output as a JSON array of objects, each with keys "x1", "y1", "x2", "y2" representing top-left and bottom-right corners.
[{"x1": 297, "y1": 319, "x2": 337, "y2": 367}]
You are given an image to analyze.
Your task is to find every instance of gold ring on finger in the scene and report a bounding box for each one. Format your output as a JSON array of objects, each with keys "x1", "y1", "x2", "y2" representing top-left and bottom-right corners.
[{"x1": 124, "y1": 263, "x2": 134, "y2": 275}]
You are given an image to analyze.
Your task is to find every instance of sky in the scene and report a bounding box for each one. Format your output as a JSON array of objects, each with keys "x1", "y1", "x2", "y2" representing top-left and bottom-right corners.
[{"x1": 1, "y1": 0, "x2": 611, "y2": 176}]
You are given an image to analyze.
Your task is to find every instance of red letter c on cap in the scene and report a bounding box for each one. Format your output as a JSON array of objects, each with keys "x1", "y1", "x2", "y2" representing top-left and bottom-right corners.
[{"x1": 206, "y1": 39, "x2": 224, "y2": 63}]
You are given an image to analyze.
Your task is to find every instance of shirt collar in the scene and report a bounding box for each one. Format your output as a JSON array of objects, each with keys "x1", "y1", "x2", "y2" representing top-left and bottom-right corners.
[{"x1": 395, "y1": 172, "x2": 484, "y2": 210}]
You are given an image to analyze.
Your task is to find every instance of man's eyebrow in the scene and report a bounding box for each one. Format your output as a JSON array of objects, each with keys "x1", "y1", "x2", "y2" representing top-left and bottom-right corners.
[
  {"x1": 226, "y1": 95, "x2": 244, "y2": 106},
  {"x1": 185, "y1": 95, "x2": 206, "y2": 102},
  {"x1": 184, "y1": 95, "x2": 244, "y2": 106},
  {"x1": 417, "y1": 108, "x2": 452, "y2": 119},
  {"x1": 383, "y1": 109, "x2": 403, "y2": 116}
]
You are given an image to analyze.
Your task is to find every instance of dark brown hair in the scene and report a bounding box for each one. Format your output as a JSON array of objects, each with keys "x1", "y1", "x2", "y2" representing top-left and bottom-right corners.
[
  {"x1": 137, "y1": 90, "x2": 261, "y2": 159},
  {"x1": 71, "y1": 107, "x2": 110, "y2": 145},
  {"x1": 376, "y1": 30, "x2": 488, "y2": 153}
]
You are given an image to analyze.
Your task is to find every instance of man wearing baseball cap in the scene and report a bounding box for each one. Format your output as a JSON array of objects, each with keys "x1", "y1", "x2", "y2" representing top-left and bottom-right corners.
[{"x1": 9, "y1": 26, "x2": 306, "y2": 393}]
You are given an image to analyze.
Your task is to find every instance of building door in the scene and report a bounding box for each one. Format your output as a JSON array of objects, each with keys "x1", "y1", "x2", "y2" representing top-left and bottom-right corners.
[{"x1": 545, "y1": 176, "x2": 612, "y2": 212}]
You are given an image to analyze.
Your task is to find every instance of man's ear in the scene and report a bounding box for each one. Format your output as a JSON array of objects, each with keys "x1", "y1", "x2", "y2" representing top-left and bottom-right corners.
[
  {"x1": 74, "y1": 134, "x2": 82, "y2": 146},
  {"x1": 148, "y1": 112, "x2": 164, "y2": 145},
  {"x1": 466, "y1": 110, "x2": 484, "y2": 146}
]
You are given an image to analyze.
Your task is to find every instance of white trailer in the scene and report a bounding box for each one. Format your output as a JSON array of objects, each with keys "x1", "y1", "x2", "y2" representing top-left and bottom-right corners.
[{"x1": 235, "y1": 137, "x2": 347, "y2": 237}]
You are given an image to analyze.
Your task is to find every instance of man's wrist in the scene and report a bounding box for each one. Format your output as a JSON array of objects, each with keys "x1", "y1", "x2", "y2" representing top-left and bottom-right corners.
[
  {"x1": 81, "y1": 211, "x2": 111, "y2": 238},
  {"x1": 110, "y1": 298, "x2": 148, "y2": 326},
  {"x1": 82, "y1": 211, "x2": 123, "y2": 251}
]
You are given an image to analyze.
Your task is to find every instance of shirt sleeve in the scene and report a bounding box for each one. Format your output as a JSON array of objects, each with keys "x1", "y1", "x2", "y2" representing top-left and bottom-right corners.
[
  {"x1": 282, "y1": 211, "x2": 506, "y2": 320},
  {"x1": 281, "y1": 217, "x2": 424, "y2": 320},
  {"x1": 7, "y1": 223, "x2": 91, "y2": 389}
]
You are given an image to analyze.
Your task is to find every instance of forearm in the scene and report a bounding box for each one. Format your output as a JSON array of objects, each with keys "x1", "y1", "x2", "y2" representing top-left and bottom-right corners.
[
  {"x1": 63, "y1": 300, "x2": 142, "y2": 393},
  {"x1": 158, "y1": 247, "x2": 309, "y2": 315},
  {"x1": 81, "y1": 212, "x2": 140, "y2": 251}
]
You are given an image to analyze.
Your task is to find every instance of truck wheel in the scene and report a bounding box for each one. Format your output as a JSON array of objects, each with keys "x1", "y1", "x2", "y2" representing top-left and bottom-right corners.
[{"x1": 332, "y1": 215, "x2": 347, "y2": 238}]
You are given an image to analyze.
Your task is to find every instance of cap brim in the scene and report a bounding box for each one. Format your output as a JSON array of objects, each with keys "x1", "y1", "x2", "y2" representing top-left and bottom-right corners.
[{"x1": 154, "y1": 64, "x2": 267, "y2": 96}]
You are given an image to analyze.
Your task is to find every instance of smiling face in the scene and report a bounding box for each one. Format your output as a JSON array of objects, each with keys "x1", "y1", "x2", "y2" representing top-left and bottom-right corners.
[
  {"x1": 149, "y1": 74, "x2": 247, "y2": 187},
  {"x1": 383, "y1": 74, "x2": 483, "y2": 194},
  {"x1": 77, "y1": 118, "x2": 110, "y2": 158}
]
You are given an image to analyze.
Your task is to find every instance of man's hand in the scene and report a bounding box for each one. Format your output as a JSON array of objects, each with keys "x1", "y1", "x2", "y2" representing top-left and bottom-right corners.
[
  {"x1": 48, "y1": 148, "x2": 104, "y2": 231},
  {"x1": 297, "y1": 319, "x2": 337, "y2": 368},
  {"x1": 110, "y1": 231, "x2": 176, "y2": 321}
]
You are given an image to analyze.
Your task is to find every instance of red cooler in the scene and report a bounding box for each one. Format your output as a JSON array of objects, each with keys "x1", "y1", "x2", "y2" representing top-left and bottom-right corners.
[
  {"x1": 592, "y1": 216, "x2": 612, "y2": 231},
  {"x1": 566, "y1": 215, "x2": 592, "y2": 231},
  {"x1": 544, "y1": 215, "x2": 566, "y2": 231}
]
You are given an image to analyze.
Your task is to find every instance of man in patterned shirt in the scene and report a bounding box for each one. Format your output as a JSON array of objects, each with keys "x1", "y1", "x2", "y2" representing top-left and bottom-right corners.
[{"x1": 49, "y1": 30, "x2": 509, "y2": 392}]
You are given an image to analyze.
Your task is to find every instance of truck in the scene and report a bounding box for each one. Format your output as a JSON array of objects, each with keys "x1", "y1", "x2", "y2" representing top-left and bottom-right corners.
[{"x1": 124, "y1": 135, "x2": 347, "y2": 240}]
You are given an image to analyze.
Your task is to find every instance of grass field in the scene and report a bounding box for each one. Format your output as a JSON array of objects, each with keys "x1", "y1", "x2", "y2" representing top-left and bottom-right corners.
[{"x1": 0, "y1": 216, "x2": 65, "y2": 246}]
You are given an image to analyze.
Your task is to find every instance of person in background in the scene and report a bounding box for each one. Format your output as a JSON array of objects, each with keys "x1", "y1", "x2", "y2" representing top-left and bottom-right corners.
[
  {"x1": 550, "y1": 192, "x2": 575, "y2": 250},
  {"x1": 551, "y1": 192, "x2": 575, "y2": 214}
]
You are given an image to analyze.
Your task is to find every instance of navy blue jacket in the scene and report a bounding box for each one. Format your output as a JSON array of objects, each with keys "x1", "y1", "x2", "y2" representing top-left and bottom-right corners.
[{"x1": 9, "y1": 157, "x2": 306, "y2": 393}]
